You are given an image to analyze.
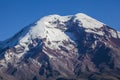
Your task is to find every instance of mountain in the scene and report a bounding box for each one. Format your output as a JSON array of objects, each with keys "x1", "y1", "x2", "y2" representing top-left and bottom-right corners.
[{"x1": 0, "y1": 13, "x2": 120, "y2": 80}]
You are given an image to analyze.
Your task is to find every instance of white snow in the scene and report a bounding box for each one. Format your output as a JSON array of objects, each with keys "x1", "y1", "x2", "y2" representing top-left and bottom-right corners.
[
  {"x1": 40, "y1": 14, "x2": 71, "y2": 27},
  {"x1": 29, "y1": 21, "x2": 45, "y2": 39},
  {"x1": 109, "y1": 29, "x2": 117, "y2": 38},
  {"x1": 18, "y1": 14, "x2": 71, "y2": 43},
  {"x1": 85, "y1": 29, "x2": 104, "y2": 36},
  {"x1": 44, "y1": 25, "x2": 68, "y2": 42},
  {"x1": 74, "y1": 13, "x2": 104, "y2": 29}
]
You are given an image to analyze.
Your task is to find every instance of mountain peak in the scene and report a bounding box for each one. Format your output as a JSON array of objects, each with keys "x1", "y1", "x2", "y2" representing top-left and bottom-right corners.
[
  {"x1": 0, "y1": 13, "x2": 120, "y2": 80},
  {"x1": 22, "y1": 13, "x2": 105, "y2": 43},
  {"x1": 1, "y1": 13, "x2": 117, "y2": 49}
]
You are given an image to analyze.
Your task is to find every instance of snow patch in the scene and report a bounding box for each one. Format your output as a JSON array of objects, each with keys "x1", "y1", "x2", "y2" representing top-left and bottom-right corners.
[
  {"x1": 74, "y1": 13, "x2": 104, "y2": 29},
  {"x1": 43, "y1": 49, "x2": 55, "y2": 59},
  {"x1": 85, "y1": 29, "x2": 104, "y2": 36},
  {"x1": 109, "y1": 29, "x2": 117, "y2": 38}
]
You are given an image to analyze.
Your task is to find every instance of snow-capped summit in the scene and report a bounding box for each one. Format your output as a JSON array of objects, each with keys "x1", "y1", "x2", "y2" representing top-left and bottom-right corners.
[
  {"x1": 74, "y1": 13, "x2": 104, "y2": 29},
  {"x1": 0, "y1": 13, "x2": 120, "y2": 80},
  {"x1": 1, "y1": 13, "x2": 117, "y2": 50}
]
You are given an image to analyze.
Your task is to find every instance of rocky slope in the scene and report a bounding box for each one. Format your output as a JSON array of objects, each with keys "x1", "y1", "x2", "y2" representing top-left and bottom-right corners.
[{"x1": 0, "y1": 13, "x2": 120, "y2": 80}]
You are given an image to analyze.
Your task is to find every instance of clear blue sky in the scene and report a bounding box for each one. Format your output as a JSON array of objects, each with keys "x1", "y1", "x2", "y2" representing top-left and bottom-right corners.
[{"x1": 0, "y1": 0, "x2": 120, "y2": 40}]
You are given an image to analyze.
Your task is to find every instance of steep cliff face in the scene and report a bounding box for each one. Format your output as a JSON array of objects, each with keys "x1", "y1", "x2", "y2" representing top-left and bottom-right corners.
[{"x1": 0, "y1": 13, "x2": 120, "y2": 80}]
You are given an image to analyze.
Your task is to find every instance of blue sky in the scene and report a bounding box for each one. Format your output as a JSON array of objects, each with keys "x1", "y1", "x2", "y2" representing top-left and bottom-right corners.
[{"x1": 0, "y1": 0, "x2": 120, "y2": 40}]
